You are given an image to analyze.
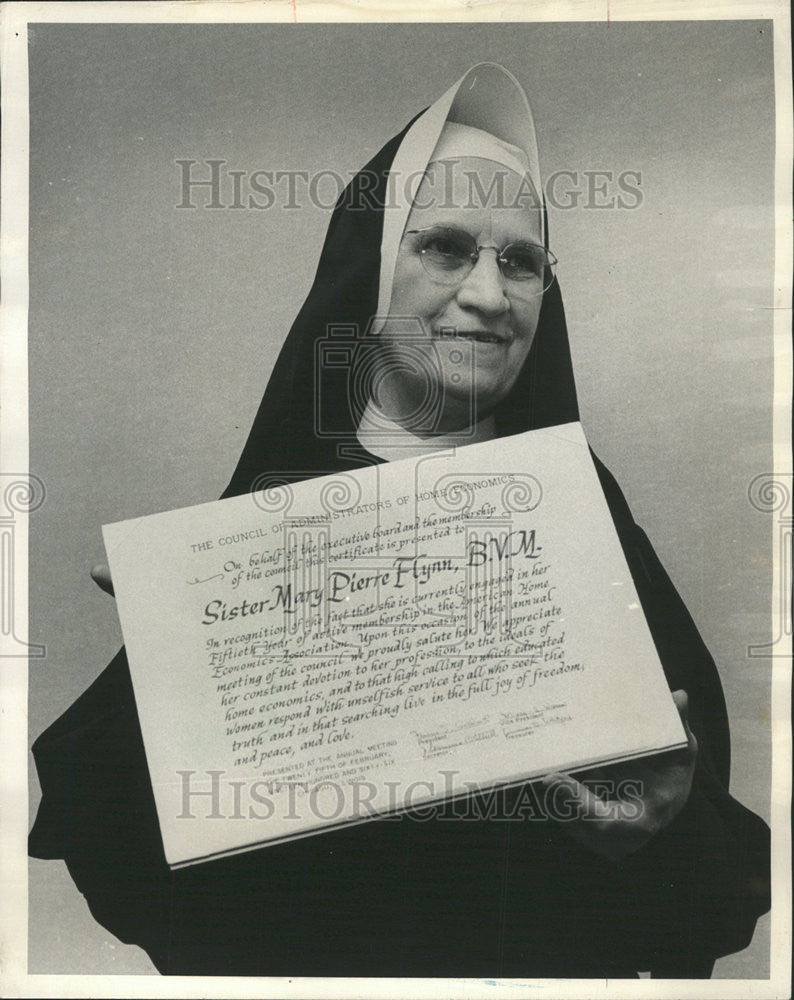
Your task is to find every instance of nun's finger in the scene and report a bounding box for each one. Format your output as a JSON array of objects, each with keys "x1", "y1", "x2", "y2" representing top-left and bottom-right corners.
[{"x1": 90, "y1": 563, "x2": 115, "y2": 597}]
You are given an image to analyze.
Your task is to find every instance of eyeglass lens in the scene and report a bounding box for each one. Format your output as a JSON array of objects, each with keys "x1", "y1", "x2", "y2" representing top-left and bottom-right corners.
[{"x1": 412, "y1": 227, "x2": 555, "y2": 292}]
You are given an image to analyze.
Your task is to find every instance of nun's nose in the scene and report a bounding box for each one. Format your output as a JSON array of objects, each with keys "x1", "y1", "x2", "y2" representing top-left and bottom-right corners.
[{"x1": 455, "y1": 250, "x2": 510, "y2": 316}]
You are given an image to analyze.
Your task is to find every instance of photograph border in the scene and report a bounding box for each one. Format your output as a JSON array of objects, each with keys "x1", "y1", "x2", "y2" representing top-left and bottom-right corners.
[{"x1": 1, "y1": 2, "x2": 791, "y2": 997}]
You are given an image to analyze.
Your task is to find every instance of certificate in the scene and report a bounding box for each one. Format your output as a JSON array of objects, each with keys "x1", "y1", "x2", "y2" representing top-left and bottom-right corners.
[{"x1": 103, "y1": 422, "x2": 686, "y2": 868}]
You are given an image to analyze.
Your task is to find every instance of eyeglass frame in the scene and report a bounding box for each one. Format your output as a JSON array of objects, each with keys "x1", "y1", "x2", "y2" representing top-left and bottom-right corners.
[{"x1": 402, "y1": 225, "x2": 558, "y2": 295}]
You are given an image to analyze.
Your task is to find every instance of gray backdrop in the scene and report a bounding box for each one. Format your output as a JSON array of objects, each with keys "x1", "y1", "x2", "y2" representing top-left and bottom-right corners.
[{"x1": 27, "y1": 21, "x2": 774, "y2": 977}]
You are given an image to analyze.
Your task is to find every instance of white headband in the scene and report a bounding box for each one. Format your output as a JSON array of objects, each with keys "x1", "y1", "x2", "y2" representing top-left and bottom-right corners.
[{"x1": 429, "y1": 121, "x2": 531, "y2": 178}]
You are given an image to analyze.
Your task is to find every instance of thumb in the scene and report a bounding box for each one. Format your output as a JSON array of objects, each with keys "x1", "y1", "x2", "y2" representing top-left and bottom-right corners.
[
  {"x1": 90, "y1": 563, "x2": 115, "y2": 597},
  {"x1": 671, "y1": 689, "x2": 698, "y2": 758},
  {"x1": 671, "y1": 688, "x2": 689, "y2": 721}
]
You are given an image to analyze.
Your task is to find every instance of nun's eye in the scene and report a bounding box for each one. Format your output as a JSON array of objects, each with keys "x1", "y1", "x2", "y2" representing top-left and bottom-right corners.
[
  {"x1": 420, "y1": 230, "x2": 474, "y2": 271},
  {"x1": 499, "y1": 243, "x2": 545, "y2": 281}
]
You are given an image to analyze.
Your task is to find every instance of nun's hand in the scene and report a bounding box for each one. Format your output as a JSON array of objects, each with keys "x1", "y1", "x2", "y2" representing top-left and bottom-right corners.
[
  {"x1": 91, "y1": 563, "x2": 115, "y2": 597},
  {"x1": 540, "y1": 690, "x2": 698, "y2": 863}
]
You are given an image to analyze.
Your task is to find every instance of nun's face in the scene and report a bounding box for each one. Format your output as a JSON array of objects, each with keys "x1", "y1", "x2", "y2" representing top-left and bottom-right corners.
[{"x1": 379, "y1": 158, "x2": 544, "y2": 434}]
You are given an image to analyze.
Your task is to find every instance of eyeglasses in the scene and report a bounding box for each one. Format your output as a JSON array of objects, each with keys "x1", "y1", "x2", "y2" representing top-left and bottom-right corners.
[{"x1": 403, "y1": 226, "x2": 557, "y2": 296}]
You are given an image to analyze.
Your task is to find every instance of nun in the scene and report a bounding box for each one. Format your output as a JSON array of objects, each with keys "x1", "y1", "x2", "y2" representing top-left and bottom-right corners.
[{"x1": 30, "y1": 63, "x2": 770, "y2": 978}]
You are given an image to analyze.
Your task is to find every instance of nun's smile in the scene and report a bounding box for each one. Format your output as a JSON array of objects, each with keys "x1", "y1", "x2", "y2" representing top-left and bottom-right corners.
[{"x1": 379, "y1": 159, "x2": 545, "y2": 434}]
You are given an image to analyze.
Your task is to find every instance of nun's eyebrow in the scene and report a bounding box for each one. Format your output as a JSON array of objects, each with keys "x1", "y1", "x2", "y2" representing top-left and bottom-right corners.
[
  {"x1": 401, "y1": 222, "x2": 544, "y2": 250},
  {"x1": 400, "y1": 219, "x2": 480, "y2": 242},
  {"x1": 497, "y1": 227, "x2": 544, "y2": 246}
]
